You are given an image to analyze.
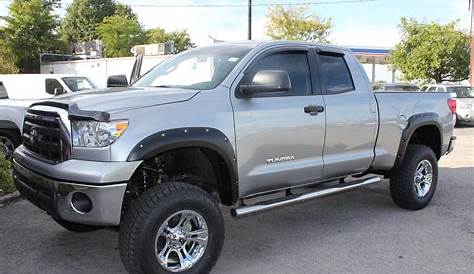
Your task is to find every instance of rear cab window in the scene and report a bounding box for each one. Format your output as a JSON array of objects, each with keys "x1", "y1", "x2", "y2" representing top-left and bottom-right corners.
[
  {"x1": 0, "y1": 81, "x2": 8, "y2": 99},
  {"x1": 447, "y1": 86, "x2": 474, "y2": 98},
  {"x1": 318, "y1": 53, "x2": 355, "y2": 94}
]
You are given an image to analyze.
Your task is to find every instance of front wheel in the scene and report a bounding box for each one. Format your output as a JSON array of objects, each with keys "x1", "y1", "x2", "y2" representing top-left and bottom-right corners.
[
  {"x1": 390, "y1": 144, "x2": 438, "y2": 210},
  {"x1": 0, "y1": 129, "x2": 21, "y2": 160},
  {"x1": 119, "y1": 182, "x2": 224, "y2": 274}
]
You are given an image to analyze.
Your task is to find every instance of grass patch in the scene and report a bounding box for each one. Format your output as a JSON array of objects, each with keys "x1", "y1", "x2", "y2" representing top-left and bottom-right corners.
[{"x1": 0, "y1": 152, "x2": 15, "y2": 196}]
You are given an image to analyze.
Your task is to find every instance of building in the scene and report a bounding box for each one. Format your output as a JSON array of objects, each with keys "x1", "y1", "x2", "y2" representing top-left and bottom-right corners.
[{"x1": 349, "y1": 47, "x2": 402, "y2": 84}]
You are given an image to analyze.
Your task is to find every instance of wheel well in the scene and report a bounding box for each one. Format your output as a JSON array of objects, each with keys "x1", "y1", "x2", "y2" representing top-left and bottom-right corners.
[
  {"x1": 0, "y1": 127, "x2": 22, "y2": 144},
  {"x1": 408, "y1": 125, "x2": 441, "y2": 159},
  {"x1": 124, "y1": 147, "x2": 235, "y2": 210}
]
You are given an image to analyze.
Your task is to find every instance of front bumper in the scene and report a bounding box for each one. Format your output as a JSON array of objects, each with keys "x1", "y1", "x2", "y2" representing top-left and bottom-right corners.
[
  {"x1": 12, "y1": 146, "x2": 142, "y2": 226},
  {"x1": 13, "y1": 160, "x2": 127, "y2": 226}
]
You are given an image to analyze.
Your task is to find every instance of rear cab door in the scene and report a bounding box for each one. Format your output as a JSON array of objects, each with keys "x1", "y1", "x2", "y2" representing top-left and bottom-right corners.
[
  {"x1": 314, "y1": 48, "x2": 379, "y2": 179},
  {"x1": 231, "y1": 44, "x2": 326, "y2": 197}
]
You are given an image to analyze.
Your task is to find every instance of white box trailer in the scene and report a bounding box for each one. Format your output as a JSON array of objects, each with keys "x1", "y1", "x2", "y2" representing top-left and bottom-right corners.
[{"x1": 40, "y1": 55, "x2": 172, "y2": 88}]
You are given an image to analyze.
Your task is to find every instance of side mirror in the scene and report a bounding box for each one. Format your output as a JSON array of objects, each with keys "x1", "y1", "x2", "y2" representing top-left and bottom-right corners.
[
  {"x1": 239, "y1": 70, "x2": 291, "y2": 96},
  {"x1": 53, "y1": 87, "x2": 65, "y2": 96},
  {"x1": 107, "y1": 75, "x2": 129, "y2": 88}
]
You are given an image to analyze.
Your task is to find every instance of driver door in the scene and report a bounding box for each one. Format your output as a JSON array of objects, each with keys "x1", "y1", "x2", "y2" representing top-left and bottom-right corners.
[{"x1": 231, "y1": 47, "x2": 326, "y2": 197}]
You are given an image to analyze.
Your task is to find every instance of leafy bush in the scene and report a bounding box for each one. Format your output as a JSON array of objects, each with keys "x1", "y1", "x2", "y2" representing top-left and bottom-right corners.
[{"x1": 0, "y1": 152, "x2": 15, "y2": 195}]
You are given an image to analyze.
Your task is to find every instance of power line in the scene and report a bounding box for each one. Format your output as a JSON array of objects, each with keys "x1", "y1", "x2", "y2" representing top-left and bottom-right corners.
[
  {"x1": 105, "y1": 0, "x2": 381, "y2": 8},
  {"x1": 0, "y1": 0, "x2": 382, "y2": 8}
]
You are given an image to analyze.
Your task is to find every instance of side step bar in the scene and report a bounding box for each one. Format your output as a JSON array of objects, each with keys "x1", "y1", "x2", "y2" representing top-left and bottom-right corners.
[{"x1": 231, "y1": 176, "x2": 381, "y2": 218}]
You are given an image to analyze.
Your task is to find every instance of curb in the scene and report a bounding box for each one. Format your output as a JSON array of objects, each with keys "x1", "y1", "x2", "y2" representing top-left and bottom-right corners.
[{"x1": 0, "y1": 191, "x2": 21, "y2": 205}]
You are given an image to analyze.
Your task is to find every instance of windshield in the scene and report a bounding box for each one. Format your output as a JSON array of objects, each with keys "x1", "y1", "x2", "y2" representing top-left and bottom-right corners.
[
  {"x1": 447, "y1": 86, "x2": 473, "y2": 98},
  {"x1": 133, "y1": 45, "x2": 254, "y2": 90},
  {"x1": 62, "y1": 77, "x2": 96, "y2": 92}
]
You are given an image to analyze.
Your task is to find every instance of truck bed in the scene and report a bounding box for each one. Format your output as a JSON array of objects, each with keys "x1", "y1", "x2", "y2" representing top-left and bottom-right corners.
[{"x1": 371, "y1": 92, "x2": 454, "y2": 170}]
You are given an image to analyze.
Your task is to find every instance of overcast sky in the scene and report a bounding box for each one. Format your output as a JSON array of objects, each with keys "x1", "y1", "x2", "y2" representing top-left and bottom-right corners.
[{"x1": 0, "y1": 0, "x2": 471, "y2": 47}]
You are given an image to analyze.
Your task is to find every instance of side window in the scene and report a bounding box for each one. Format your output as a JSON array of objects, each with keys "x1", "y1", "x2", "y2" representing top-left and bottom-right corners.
[
  {"x1": 242, "y1": 51, "x2": 312, "y2": 96},
  {"x1": 45, "y1": 78, "x2": 64, "y2": 95},
  {"x1": 427, "y1": 86, "x2": 437, "y2": 92},
  {"x1": 319, "y1": 54, "x2": 355, "y2": 94},
  {"x1": 0, "y1": 81, "x2": 8, "y2": 99}
]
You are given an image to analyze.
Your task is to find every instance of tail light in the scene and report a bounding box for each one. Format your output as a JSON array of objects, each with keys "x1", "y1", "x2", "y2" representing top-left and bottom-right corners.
[{"x1": 447, "y1": 98, "x2": 456, "y2": 114}]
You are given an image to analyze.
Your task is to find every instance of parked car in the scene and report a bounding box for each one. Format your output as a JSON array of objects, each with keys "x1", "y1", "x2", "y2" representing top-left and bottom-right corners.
[
  {"x1": 421, "y1": 84, "x2": 473, "y2": 125},
  {"x1": 0, "y1": 74, "x2": 96, "y2": 158},
  {"x1": 12, "y1": 41, "x2": 455, "y2": 274},
  {"x1": 374, "y1": 82, "x2": 420, "y2": 92}
]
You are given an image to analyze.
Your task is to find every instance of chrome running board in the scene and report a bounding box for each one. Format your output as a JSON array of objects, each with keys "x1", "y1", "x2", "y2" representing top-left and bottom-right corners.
[{"x1": 231, "y1": 176, "x2": 382, "y2": 218}]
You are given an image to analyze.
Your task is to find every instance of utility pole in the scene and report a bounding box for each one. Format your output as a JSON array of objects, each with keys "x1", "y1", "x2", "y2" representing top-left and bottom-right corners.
[{"x1": 248, "y1": 0, "x2": 252, "y2": 40}]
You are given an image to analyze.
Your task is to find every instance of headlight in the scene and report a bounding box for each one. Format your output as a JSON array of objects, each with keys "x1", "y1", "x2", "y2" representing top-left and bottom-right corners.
[{"x1": 72, "y1": 120, "x2": 128, "y2": 147}]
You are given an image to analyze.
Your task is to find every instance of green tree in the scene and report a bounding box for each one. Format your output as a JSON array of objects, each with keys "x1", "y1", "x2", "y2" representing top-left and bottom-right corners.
[
  {"x1": 45, "y1": 0, "x2": 61, "y2": 9},
  {"x1": 97, "y1": 15, "x2": 146, "y2": 57},
  {"x1": 265, "y1": 5, "x2": 332, "y2": 43},
  {"x1": 0, "y1": 151, "x2": 15, "y2": 195},
  {"x1": 60, "y1": 0, "x2": 116, "y2": 43},
  {"x1": 115, "y1": 3, "x2": 138, "y2": 21},
  {"x1": 147, "y1": 28, "x2": 193, "y2": 53},
  {"x1": 390, "y1": 18, "x2": 469, "y2": 83},
  {"x1": 0, "y1": 42, "x2": 18, "y2": 74},
  {"x1": 1, "y1": 0, "x2": 63, "y2": 73}
]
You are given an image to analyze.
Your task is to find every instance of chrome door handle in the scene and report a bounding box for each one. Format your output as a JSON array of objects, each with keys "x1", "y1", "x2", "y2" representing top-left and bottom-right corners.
[{"x1": 304, "y1": 105, "x2": 325, "y2": 115}]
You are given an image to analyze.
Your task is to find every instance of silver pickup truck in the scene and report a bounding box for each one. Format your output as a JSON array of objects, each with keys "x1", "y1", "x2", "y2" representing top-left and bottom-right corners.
[{"x1": 12, "y1": 41, "x2": 456, "y2": 274}]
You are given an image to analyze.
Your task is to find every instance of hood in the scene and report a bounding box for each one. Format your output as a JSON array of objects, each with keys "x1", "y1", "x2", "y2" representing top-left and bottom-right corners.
[{"x1": 32, "y1": 87, "x2": 199, "y2": 118}]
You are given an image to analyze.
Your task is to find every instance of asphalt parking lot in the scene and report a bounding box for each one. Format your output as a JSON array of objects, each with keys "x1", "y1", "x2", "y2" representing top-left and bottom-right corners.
[{"x1": 0, "y1": 128, "x2": 473, "y2": 274}]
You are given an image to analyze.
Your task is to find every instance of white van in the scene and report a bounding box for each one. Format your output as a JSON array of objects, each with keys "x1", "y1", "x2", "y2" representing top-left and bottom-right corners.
[{"x1": 0, "y1": 74, "x2": 96, "y2": 159}]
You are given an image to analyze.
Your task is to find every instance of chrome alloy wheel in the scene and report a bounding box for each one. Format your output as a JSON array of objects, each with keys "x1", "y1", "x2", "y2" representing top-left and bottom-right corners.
[
  {"x1": 0, "y1": 136, "x2": 15, "y2": 160},
  {"x1": 414, "y1": 159, "x2": 433, "y2": 198},
  {"x1": 155, "y1": 210, "x2": 209, "y2": 272}
]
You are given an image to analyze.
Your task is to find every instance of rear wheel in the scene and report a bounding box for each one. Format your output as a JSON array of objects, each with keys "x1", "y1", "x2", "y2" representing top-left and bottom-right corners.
[
  {"x1": 119, "y1": 182, "x2": 224, "y2": 274},
  {"x1": 390, "y1": 144, "x2": 438, "y2": 210},
  {"x1": 0, "y1": 129, "x2": 21, "y2": 160}
]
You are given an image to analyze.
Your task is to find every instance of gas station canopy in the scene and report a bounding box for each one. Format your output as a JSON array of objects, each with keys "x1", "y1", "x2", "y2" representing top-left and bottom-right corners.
[{"x1": 349, "y1": 47, "x2": 391, "y2": 65}]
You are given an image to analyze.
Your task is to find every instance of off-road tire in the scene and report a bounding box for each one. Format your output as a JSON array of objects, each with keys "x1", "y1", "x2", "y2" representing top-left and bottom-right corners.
[
  {"x1": 390, "y1": 144, "x2": 438, "y2": 210},
  {"x1": 119, "y1": 182, "x2": 224, "y2": 274},
  {"x1": 0, "y1": 129, "x2": 21, "y2": 159}
]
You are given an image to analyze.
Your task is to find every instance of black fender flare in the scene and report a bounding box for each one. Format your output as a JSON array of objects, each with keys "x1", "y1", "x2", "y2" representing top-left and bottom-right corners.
[
  {"x1": 392, "y1": 112, "x2": 443, "y2": 170},
  {"x1": 0, "y1": 120, "x2": 20, "y2": 130},
  {"x1": 127, "y1": 127, "x2": 239, "y2": 204}
]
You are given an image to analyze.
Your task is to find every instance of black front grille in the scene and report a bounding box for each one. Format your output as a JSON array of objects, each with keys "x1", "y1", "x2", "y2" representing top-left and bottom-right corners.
[{"x1": 22, "y1": 109, "x2": 71, "y2": 163}]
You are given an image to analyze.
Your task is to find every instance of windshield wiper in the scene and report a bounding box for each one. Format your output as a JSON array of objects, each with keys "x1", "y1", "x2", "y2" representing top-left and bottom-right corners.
[{"x1": 151, "y1": 85, "x2": 176, "y2": 88}]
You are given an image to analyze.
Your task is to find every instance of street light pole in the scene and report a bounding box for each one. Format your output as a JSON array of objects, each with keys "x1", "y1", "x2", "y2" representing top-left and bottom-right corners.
[{"x1": 248, "y1": 0, "x2": 252, "y2": 40}]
